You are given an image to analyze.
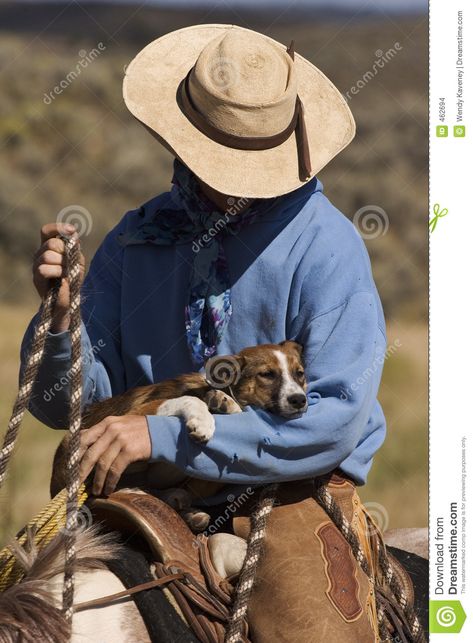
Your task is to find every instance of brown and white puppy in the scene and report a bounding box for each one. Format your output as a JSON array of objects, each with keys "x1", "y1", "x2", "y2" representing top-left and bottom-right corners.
[{"x1": 51, "y1": 340, "x2": 307, "y2": 530}]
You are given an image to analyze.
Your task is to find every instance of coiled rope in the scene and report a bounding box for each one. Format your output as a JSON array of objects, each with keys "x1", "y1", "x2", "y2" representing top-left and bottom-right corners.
[{"x1": 0, "y1": 235, "x2": 82, "y2": 624}]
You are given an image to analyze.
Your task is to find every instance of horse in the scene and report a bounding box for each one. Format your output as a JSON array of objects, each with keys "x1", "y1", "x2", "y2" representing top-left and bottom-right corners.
[{"x1": 0, "y1": 522, "x2": 428, "y2": 642}]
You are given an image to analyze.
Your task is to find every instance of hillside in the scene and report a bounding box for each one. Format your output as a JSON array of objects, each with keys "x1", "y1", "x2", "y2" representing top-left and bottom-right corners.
[{"x1": 0, "y1": 2, "x2": 427, "y2": 320}]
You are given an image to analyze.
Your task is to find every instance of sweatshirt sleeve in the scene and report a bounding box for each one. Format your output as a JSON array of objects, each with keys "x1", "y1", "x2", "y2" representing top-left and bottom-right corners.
[
  {"x1": 20, "y1": 219, "x2": 127, "y2": 428},
  {"x1": 146, "y1": 290, "x2": 386, "y2": 485}
]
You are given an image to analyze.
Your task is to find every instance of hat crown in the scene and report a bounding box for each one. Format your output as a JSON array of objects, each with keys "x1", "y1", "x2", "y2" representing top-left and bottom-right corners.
[
  {"x1": 194, "y1": 30, "x2": 292, "y2": 103},
  {"x1": 189, "y1": 30, "x2": 297, "y2": 137}
]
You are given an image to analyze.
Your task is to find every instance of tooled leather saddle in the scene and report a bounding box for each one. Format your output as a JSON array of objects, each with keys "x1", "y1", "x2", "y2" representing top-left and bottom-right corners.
[
  {"x1": 89, "y1": 489, "x2": 249, "y2": 643},
  {"x1": 89, "y1": 484, "x2": 418, "y2": 643}
]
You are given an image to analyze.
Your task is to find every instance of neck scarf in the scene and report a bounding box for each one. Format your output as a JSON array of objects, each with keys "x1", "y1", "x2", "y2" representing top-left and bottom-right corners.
[{"x1": 120, "y1": 159, "x2": 278, "y2": 367}]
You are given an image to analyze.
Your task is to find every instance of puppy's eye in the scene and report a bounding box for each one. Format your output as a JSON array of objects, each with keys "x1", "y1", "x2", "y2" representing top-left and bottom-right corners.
[
  {"x1": 259, "y1": 370, "x2": 276, "y2": 380},
  {"x1": 296, "y1": 369, "x2": 305, "y2": 378}
]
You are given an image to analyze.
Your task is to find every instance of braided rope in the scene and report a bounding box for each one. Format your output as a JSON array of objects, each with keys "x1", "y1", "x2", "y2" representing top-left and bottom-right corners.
[
  {"x1": 60, "y1": 238, "x2": 83, "y2": 621},
  {"x1": 0, "y1": 236, "x2": 82, "y2": 629},
  {"x1": 0, "y1": 287, "x2": 59, "y2": 487},
  {"x1": 312, "y1": 481, "x2": 425, "y2": 643},
  {"x1": 0, "y1": 485, "x2": 88, "y2": 591},
  {"x1": 311, "y1": 483, "x2": 391, "y2": 639},
  {"x1": 224, "y1": 483, "x2": 278, "y2": 643},
  {"x1": 376, "y1": 537, "x2": 424, "y2": 641}
]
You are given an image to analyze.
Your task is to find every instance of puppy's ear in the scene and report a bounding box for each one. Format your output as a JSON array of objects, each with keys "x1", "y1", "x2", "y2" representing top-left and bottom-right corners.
[{"x1": 279, "y1": 339, "x2": 303, "y2": 357}]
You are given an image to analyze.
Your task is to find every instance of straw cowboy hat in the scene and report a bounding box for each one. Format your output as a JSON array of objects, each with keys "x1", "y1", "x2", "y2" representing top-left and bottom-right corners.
[{"x1": 123, "y1": 24, "x2": 355, "y2": 198}]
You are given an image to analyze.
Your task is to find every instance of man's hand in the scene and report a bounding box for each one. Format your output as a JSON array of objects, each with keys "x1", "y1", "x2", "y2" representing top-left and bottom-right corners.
[
  {"x1": 79, "y1": 415, "x2": 151, "y2": 496},
  {"x1": 33, "y1": 223, "x2": 86, "y2": 333}
]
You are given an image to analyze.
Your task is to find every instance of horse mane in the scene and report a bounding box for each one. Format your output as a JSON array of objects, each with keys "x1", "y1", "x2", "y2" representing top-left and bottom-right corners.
[
  {"x1": 11, "y1": 523, "x2": 124, "y2": 580},
  {"x1": 0, "y1": 580, "x2": 69, "y2": 643},
  {"x1": 0, "y1": 524, "x2": 124, "y2": 642}
]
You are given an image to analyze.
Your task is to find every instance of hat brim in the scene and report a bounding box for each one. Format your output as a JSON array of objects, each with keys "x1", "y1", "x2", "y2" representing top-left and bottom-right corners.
[{"x1": 123, "y1": 24, "x2": 355, "y2": 198}]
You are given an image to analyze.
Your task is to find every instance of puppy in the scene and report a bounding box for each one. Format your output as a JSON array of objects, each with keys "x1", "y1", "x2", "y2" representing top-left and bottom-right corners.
[{"x1": 51, "y1": 340, "x2": 308, "y2": 530}]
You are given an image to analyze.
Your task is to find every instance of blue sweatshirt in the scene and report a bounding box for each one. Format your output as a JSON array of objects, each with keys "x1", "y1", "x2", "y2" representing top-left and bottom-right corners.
[{"x1": 21, "y1": 177, "x2": 386, "y2": 505}]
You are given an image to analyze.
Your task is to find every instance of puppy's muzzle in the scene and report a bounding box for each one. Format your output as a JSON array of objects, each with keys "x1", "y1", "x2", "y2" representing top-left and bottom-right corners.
[
  {"x1": 280, "y1": 393, "x2": 308, "y2": 417},
  {"x1": 287, "y1": 393, "x2": 307, "y2": 411}
]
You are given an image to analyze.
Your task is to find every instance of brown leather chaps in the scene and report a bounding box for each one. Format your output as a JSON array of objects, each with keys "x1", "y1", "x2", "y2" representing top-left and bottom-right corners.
[{"x1": 232, "y1": 473, "x2": 379, "y2": 642}]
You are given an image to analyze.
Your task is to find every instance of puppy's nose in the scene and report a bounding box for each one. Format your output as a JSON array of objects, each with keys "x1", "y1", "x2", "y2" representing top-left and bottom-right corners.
[{"x1": 287, "y1": 393, "x2": 306, "y2": 409}]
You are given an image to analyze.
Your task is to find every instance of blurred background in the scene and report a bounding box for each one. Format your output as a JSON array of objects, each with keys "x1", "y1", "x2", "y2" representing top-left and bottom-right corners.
[{"x1": 0, "y1": 0, "x2": 427, "y2": 539}]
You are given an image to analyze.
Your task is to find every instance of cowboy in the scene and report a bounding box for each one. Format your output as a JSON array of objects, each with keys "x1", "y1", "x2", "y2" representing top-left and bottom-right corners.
[{"x1": 23, "y1": 26, "x2": 387, "y2": 641}]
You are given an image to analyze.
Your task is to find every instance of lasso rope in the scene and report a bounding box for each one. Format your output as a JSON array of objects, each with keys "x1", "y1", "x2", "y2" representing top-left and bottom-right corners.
[
  {"x1": 0, "y1": 485, "x2": 88, "y2": 591},
  {"x1": 0, "y1": 289, "x2": 58, "y2": 487},
  {"x1": 60, "y1": 238, "x2": 83, "y2": 621},
  {"x1": 312, "y1": 481, "x2": 425, "y2": 643},
  {"x1": 224, "y1": 483, "x2": 278, "y2": 643},
  {"x1": 0, "y1": 235, "x2": 82, "y2": 625},
  {"x1": 225, "y1": 481, "x2": 426, "y2": 643}
]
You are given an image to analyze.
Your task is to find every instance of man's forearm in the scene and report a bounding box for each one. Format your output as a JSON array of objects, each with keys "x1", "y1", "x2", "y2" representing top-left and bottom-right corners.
[{"x1": 145, "y1": 397, "x2": 382, "y2": 487}]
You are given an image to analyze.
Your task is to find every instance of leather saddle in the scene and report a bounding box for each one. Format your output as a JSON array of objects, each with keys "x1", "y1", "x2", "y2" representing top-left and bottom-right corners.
[
  {"x1": 88, "y1": 484, "x2": 416, "y2": 643},
  {"x1": 89, "y1": 488, "x2": 249, "y2": 643}
]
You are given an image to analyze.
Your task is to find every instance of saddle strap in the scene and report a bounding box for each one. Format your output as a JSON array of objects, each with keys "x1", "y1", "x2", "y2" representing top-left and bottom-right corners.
[
  {"x1": 376, "y1": 588, "x2": 413, "y2": 643},
  {"x1": 154, "y1": 562, "x2": 250, "y2": 643},
  {"x1": 155, "y1": 563, "x2": 226, "y2": 643},
  {"x1": 73, "y1": 573, "x2": 185, "y2": 612}
]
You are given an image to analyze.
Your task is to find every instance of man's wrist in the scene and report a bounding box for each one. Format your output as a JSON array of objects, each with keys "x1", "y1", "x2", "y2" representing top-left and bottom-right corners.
[{"x1": 146, "y1": 414, "x2": 181, "y2": 463}]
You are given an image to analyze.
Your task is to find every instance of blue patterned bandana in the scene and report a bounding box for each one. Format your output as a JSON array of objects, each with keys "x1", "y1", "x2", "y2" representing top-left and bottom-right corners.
[{"x1": 120, "y1": 159, "x2": 278, "y2": 367}]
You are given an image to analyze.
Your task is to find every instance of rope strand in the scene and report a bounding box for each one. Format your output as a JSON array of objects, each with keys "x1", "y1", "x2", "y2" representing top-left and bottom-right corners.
[
  {"x1": 312, "y1": 480, "x2": 425, "y2": 643},
  {"x1": 0, "y1": 286, "x2": 59, "y2": 488},
  {"x1": 0, "y1": 235, "x2": 83, "y2": 632},
  {"x1": 61, "y1": 238, "x2": 83, "y2": 621},
  {"x1": 225, "y1": 483, "x2": 278, "y2": 643}
]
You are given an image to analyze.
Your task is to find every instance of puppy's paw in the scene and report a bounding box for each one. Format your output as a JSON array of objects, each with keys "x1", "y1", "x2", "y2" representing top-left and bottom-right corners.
[
  {"x1": 157, "y1": 396, "x2": 215, "y2": 443},
  {"x1": 206, "y1": 390, "x2": 242, "y2": 415},
  {"x1": 180, "y1": 508, "x2": 211, "y2": 532},
  {"x1": 186, "y1": 409, "x2": 215, "y2": 443}
]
